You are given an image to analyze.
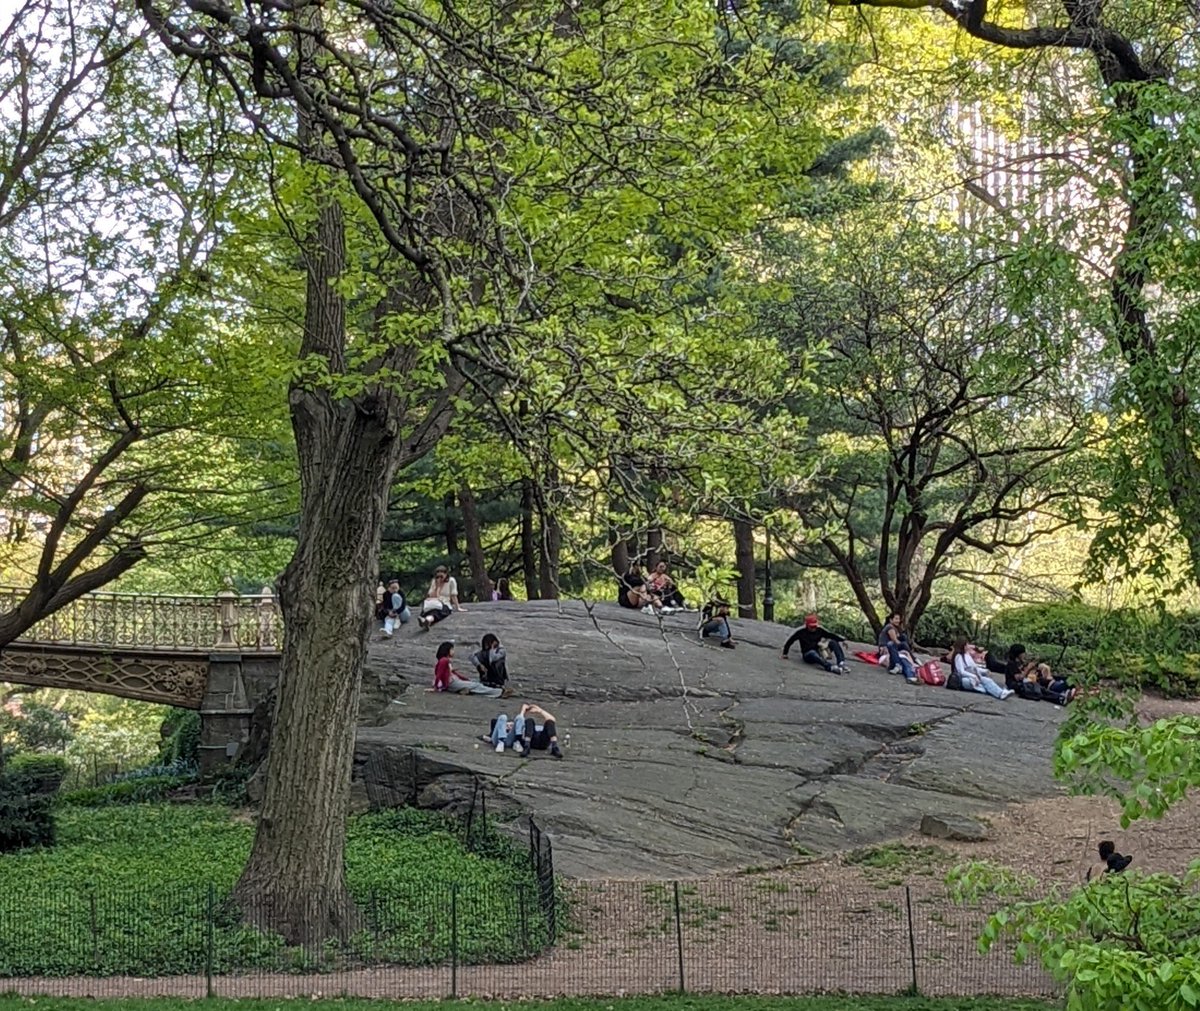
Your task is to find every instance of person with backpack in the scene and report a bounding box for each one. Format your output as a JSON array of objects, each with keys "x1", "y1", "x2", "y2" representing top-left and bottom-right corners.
[
  {"x1": 468, "y1": 633, "x2": 510, "y2": 690},
  {"x1": 376, "y1": 579, "x2": 410, "y2": 637},
  {"x1": 781, "y1": 614, "x2": 848, "y2": 674},
  {"x1": 950, "y1": 638, "x2": 1013, "y2": 699},
  {"x1": 699, "y1": 598, "x2": 735, "y2": 648}
]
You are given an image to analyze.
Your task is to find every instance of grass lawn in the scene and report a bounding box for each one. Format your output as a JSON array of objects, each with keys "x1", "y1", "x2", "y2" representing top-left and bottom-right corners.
[
  {"x1": 0, "y1": 996, "x2": 1058, "y2": 1010},
  {"x1": 0, "y1": 804, "x2": 546, "y2": 976}
]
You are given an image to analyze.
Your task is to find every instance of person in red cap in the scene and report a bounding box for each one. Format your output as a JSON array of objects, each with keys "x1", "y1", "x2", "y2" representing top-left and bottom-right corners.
[{"x1": 781, "y1": 614, "x2": 849, "y2": 674}]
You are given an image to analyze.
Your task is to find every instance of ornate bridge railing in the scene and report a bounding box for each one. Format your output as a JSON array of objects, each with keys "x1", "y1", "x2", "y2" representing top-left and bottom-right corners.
[{"x1": 0, "y1": 586, "x2": 283, "y2": 653}]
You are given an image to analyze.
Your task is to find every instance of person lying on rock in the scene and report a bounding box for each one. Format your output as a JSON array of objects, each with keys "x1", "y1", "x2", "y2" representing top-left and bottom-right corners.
[
  {"x1": 486, "y1": 711, "x2": 527, "y2": 754},
  {"x1": 781, "y1": 613, "x2": 848, "y2": 674},
  {"x1": 468, "y1": 633, "x2": 510, "y2": 690},
  {"x1": 514, "y1": 703, "x2": 564, "y2": 759},
  {"x1": 429, "y1": 641, "x2": 505, "y2": 698},
  {"x1": 950, "y1": 638, "x2": 1013, "y2": 699}
]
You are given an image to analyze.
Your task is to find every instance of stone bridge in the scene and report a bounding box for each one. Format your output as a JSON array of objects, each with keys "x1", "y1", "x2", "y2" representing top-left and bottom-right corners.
[{"x1": 0, "y1": 585, "x2": 283, "y2": 771}]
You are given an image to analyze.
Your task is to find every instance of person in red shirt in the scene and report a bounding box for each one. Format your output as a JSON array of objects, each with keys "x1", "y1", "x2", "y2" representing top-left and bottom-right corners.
[{"x1": 430, "y1": 641, "x2": 504, "y2": 697}]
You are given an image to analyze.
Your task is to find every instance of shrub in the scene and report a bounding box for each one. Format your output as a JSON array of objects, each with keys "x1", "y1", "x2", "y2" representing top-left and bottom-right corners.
[
  {"x1": 915, "y1": 601, "x2": 975, "y2": 650},
  {"x1": 0, "y1": 770, "x2": 55, "y2": 852},
  {"x1": 5, "y1": 753, "x2": 69, "y2": 796},
  {"x1": 59, "y1": 774, "x2": 194, "y2": 807},
  {"x1": 157, "y1": 709, "x2": 200, "y2": 766}
]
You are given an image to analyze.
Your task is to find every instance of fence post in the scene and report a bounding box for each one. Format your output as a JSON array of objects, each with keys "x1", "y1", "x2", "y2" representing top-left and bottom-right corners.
[
  {"x1": 88, "y1": 890, "x2": 99, "y2": 969},
  {"x1": 673, "y1": 880, "x2": 685, "y2": 993},
  {"x1": 450, "y1": 883, "x2": 459, "y2": 999},
  {"x1": 205, "y1": 883, "x2": 215, "y2": 999},
  {"x1": 904, "y1": 885, "x2": 919, "y2": 995},
  {"x1": 519, "y1": 882, "x2": 530, "y2": 955}
]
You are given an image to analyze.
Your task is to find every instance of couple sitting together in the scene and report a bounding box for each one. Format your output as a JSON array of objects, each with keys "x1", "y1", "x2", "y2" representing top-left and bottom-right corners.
[
  {"x1": 431, "y1": 635, "x2": 512, "y2": 698},
  {"x1": 617, "y1": 561, "x2": 687, "y2": 614}
]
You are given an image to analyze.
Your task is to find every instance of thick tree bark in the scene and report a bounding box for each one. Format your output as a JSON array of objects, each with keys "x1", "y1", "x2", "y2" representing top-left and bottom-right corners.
[
  {"x1": 733, "y1": 517, "x2": 757, "y2": 619},
  {"x1": 459, "y1": 482, "x2": 490, "y2": 602},
  {"x1": 520, "y1": 478, "x2": 540, "y2": 599},
  {"x1": 645, "y1": 527, "x2": 663, "y2": 570}
]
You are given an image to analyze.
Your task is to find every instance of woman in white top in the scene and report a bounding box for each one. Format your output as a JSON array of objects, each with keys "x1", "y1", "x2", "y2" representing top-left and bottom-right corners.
[
  {"x1": 417, "y1": 565, "x2": 467, "y2": 630},
  {"x1": 951, "y1": 639, "x2": 1013, "y2": 699}
]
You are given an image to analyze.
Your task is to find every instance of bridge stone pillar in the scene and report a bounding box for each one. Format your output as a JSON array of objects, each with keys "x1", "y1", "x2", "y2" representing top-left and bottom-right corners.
[{"x1": 199, "y1": 652, "x2": 254, "y2": 775}]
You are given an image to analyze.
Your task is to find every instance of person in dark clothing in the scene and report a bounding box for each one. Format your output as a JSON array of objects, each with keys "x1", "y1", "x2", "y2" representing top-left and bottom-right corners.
[
  {"x1": 879, "y1": 612, "x2": 918, "y2": 683},
  {"x1": 699, "y1": 598, "x2": 735, "y2": 648},
  {"x1": 517, "y1": 703, "x2": 563, "y2": 759},
  {"x1": 496, "y1": 577, "x2": 515, "y2": 601},
  {"x1": 1005, "y1": 644, "x2": 1074, "y2": 704},
  {"x1": 617, "y1": 563, "x2": 661, "y2": 611},
  {"x1": 468, "y1": 633, "x2": 509, "y2": 688},
  {"x1": 782, "y1": 614, "x2": 848, "y2": 674}
]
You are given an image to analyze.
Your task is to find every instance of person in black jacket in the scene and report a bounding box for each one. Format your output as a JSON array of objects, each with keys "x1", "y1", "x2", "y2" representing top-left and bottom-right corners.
[{"x1": 782, "y1": 614, "x2": 848, "y2": 675}]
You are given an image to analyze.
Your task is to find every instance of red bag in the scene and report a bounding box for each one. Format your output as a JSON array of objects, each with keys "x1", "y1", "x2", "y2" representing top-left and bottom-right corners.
[{"x1": 917, "y1": 660, "x2": 946, "y2": 686}]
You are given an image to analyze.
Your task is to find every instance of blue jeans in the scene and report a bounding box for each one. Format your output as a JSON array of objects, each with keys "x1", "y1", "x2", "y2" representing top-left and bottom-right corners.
[
  {"x1": 885, "y1": 642, "x2": 916, "y2": 679},
  {"x1": 701, "y1": 618, "x2": 731, "y2": 642},
  {"x1": 490, "y1": 713, "x2": 526, "y2": 747},
  {"x1": 962, "y1": 673, "x2": 1006, "y2": 698},
  {"x1": 803, "y1": 641, "x2": 846, "y2": 671}
]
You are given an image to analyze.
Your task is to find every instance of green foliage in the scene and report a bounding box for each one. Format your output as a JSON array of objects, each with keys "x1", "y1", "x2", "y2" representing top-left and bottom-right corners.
[
  {"x1": 63, "y1": 697, "x2": 172, "y2": 781},
  {"x1": 58, "y1": 774, "x2": 194, "y2": 808},
  {"x1": 950, "y1": 862, "x2": 1200, "y2": 1011},
  {"x1": 4, "y1": 753, "x2": 68, "y2": 795},
  {"x1": 0, "y1": 803, "x2": 542, "y2": 975},
  {"x1": 0, "y1": 768, "x2": 56, "y2": 853},
  {"x1": 156, "y1": 709, "x2": 200, "y2": 767},
  {"x1": 991, "y1": 602, "x2": 1200, "y2": 694},
  {"x1": 915, "y1": 603, "x2": 976, "y2": 650}
]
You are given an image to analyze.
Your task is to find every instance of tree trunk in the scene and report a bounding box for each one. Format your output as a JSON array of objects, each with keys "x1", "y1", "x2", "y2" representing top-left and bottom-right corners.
[
  {"x1": 443, "y1": 491, "x2": 459, "y2": 567},
  {"x1": 610, "y1": 537, "x2": 630, "y2": 576},
  {"x1": 520, "y1": 478, "x2": 540, "y2": 599},
  {"x1": 459, "y1": 482, "x2": 490, "y2": 602},
  {"x1": 537, "y1": 499, "x2": 561, "y2": 600},
  {"x1": 645, "y1": 527, "x2": 663, "y2": 570},
  {"x1": 232, "y1": 192, "x2": 388, "y2": 945},
  {"x1": 733, "y1": 517, "x2": 757, "y2": 619}
]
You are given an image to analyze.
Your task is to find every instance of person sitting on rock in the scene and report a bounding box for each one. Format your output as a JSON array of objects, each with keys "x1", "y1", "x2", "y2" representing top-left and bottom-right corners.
[
  {"x1": 495, "y1": 577, "x2": 515, "y2": 601},
  {"x1": 879, "y1": 612, "x2": 919, "y2": 684},
  {"x1": 699, "y1": 598, "x2": 735, "y2": 648},
  {"x1": 781, "y1": 614, "x2": 848, "y2": 674},
  {"x1": 377, "y1": 579, "x2": 410, "y2": 637},
  {"x1": 430, "y1": 641, "x2": 505, "y2": 697},
  {"x1": 617, "y1": 562, "x2": 662, "y2": 612},
  {"x1": 1004, "y1": 644, "x2": 1075, "y2": 705},
  {"x1": 645, "y1": 561, "x2": 687, "y2": 610},
  {"x1": 950, "y1": 638, "x2": 1013, "y2": 699},
  {"x1": 418, "y1": 566, "x2": 466, "y2": 630},
  {"x1": 468, "y1": 633, "x2": 509, "y2": 690},
  {"x1": 516, "y1": 703, "x2": 564, "y2": 759}
]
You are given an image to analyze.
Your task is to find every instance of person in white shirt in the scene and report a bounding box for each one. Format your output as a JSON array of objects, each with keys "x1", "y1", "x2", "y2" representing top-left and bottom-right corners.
[
  {"x1": 951, "y1": 638, "x2": 1013, "y2": 699},
  {"x1": 417, "y1": 565, "x2": 467, "y2": 630}
]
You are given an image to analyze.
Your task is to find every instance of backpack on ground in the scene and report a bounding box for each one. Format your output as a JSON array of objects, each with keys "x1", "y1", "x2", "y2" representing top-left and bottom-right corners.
[
  {"x1": 916, "y1": 660, "x2": 945, "y2": 686},
  {"x1": 945, "y1": 668, "x2": 962, "y2": 691}
]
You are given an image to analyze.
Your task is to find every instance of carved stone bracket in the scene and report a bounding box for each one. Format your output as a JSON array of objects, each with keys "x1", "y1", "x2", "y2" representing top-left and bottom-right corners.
[{"x1": 0, "y1": 645, "x2": 208, "y2": 709}]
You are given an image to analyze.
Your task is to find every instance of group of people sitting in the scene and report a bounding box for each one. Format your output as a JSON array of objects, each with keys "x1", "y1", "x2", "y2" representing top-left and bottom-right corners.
[
  {"x1": 778, "y1": 611, "x2": 1075, "y2": 704},
  {"x1": 617, "y1": 561, "x2": 688, "y2": 613},
  {"x1": 375, "y1": 566, "x2": 472, "y2": 636},
  {"x1": 428, "y1": 638, "x2": 565, "y2": 759}
]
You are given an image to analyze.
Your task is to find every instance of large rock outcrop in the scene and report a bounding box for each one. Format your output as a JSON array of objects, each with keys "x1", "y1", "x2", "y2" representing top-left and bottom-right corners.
[{"x1": 354, "y1": 600, "x2": 1064, "y2": 877}]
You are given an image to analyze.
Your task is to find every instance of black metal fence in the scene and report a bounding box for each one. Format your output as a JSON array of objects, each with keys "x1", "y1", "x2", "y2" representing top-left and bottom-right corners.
[{"x1": 0, "y1": 875, "x2": 1057, "y2": 1000}]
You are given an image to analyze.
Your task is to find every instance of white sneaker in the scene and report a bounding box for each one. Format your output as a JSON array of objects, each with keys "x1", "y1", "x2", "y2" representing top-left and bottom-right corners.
[
  {"x1": 660, "y1": 606, "x2": 678, "y2": 615},
  {"x1": 513, "y1": 740, "x2": 524, "y2": 756},
  {"x1": 383, "y1": 629, "x2": 393, "y2": 637},
  {"x1": 1000, "y1": 689, "x2": 1014, "y2": 700},
  {"x1": 495, "y1": 741, "x2": 505, "y2": 752},
  {"x1": 889, "y1": 664, "x2": 902, "y2": 675},
  {"x1": 641, "y1": 605, "x2": 656, "y2": 614}
]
